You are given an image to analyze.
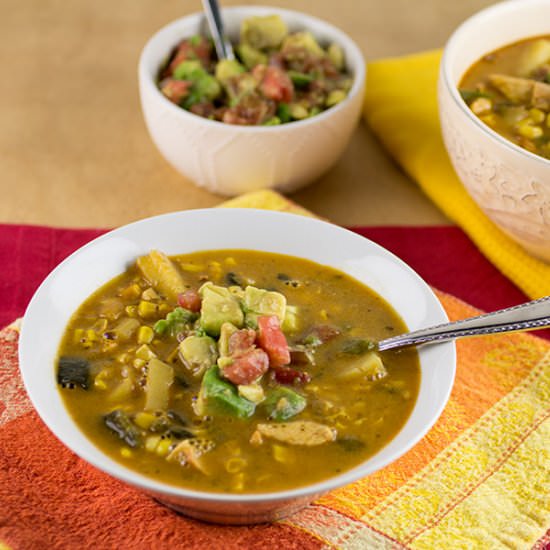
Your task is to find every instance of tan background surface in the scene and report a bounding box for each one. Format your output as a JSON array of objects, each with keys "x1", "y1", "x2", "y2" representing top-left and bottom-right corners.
[{"x1": 0, "y1": 0, "x2": 495, "y2": 228}]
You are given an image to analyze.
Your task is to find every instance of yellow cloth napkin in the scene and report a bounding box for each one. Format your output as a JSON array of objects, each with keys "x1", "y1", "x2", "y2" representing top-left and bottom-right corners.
[{"x1": 363, "y1": 50, "x2": 550, "y2": 299}]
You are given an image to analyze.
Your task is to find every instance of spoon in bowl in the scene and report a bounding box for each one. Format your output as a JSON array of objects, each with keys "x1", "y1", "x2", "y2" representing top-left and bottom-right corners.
[
  {"x1": 202, "y1": 0, "x2": 235, "y2": 61},
  {"x1": 378, "y1": 295, "x2": 550, "y2": 351}
]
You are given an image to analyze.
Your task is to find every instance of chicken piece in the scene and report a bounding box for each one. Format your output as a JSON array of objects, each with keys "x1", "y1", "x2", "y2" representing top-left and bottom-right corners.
[
  {"x1": 256, "y1": 420, "x2": 336, "y2": 446},
  {"x1": 166, "y1": 438, "x2": 214, "y2": 474},
  {"x1": 532, "y1": 81, "x2": 550, "y2": 111},
  {"x1": 488, "y1": 74, "x2": 534, "y2": 103}
]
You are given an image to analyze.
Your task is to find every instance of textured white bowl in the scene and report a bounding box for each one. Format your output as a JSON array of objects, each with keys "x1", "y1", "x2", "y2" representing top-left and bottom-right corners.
[
  {"x1": 138, "y1": 6, "x2": 366, "y2": 196},
  {"x1": 19, "y1": 209, "x2": 455, "y2": 524},
  {"x1": 439, "y1": 0, "x2": 550, "y2": 262}
]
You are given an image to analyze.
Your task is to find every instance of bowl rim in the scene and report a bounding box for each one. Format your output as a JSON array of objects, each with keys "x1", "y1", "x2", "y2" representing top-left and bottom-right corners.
[
  {"x1": 440, "y1": 0, "x2": 550, "y2": 167},
  {"x1": 138, "y1": 4, "x2": 366, "y2": 132},
  {"x1": 19, "y1": 208, "x2": 455, "y2": 504}
]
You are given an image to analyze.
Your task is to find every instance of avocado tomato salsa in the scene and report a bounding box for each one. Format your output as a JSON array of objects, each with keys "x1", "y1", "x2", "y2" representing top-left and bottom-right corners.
[{"x1": 158, "y1": 15, "x2": 353, "y2": 125}]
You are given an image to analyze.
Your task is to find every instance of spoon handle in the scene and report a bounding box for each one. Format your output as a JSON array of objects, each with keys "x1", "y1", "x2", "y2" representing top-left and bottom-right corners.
[
  {"x1": 377, "y1": 296, "x2": 550, "y2": 351},
  {"x1": 202, "y1": 0, "x2": 235, "y2": 60}
]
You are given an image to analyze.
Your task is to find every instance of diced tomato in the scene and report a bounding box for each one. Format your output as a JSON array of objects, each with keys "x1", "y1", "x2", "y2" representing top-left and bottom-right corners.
[
  {"x1": 228, "y1": 329, "x2": 257, "y2": 356},
  {"x1": 160, "y1": 79, "x2": 191, "y2": 105},
  {"x1": 167, "y1": 37, "x2": 213, "y2": 74},
  {"x1": 259, "y1": 66, "x2": 294, "y2": 103},
  {"x1": 272, "y1": 366, "x2": 311, "y2": 385},
  {"x1": 257, "y1": 315, "x2": 290, "y2": 367},
  {"x1": 221, "y1": 348, "x2": 269, "y2": 385},
  {"x1": 177, "y1": 290, "x2": 201, "y2": 312}
]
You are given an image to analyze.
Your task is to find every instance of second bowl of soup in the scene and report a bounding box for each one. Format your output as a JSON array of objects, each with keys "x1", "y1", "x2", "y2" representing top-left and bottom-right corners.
[
  {"x1": 439, "y1": 0, "x2": 550, "y2": 262},
  {"x1": 19, "y1": 209, "x2": 455, "y2": 524}
]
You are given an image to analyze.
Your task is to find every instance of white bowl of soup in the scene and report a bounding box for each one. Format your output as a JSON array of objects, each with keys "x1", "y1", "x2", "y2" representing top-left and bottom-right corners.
[
  {"x1": 138, "y1": 6, "x2": 366, "y2": 196},
  {"x1": 439, "y1": 0, "x2": 550, "y2": 262},
  {"x1": 19, "y1": 209, "x2": 455, "y2": 524}
]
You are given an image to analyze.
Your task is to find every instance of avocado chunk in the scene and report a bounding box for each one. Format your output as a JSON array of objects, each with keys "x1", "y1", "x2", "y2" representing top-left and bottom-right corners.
[
  {"x1": 282, "y1": 31, "x2": 325, "y2": 58},
  {"x1": 199, "y1": 282, "x2": 244, "y2": 336},
  {"x1": 263, "y1": 386, "x2": 306, "y2": 421},
  {"x1": 243, "y1": 285, "x2": 286, "y2": 327},
  {"x1": 236, "y1": 42, "x2": 268, "y2": 70},
  {"x1": 197, "y1": 366, "x2": 256, "y2": 418},
  {"x1": 215, "y1": 59, "x2": 245, "y2": 84},
  {"x1": 240, "y1": 14, "x2": 288, "y2": 50},
  {"x1": 178, "y1": 334, "x2": 218, "y2": 377}
]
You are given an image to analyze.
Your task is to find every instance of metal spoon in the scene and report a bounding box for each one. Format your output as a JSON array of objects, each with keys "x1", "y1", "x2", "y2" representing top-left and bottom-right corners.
[
  {"x1": 202, "y1": 0, "x2": 235, "y2": 61},
  {"x1": 378, "y1": 296, "x2": 550, "y2": 351}
]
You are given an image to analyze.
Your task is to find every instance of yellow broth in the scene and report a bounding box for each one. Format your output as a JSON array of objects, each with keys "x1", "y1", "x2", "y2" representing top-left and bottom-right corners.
[
  {"x1": 460, "y1": 35, "x2": 550, "y2": 159},
  {"x1": 57, "y1": 250, "x2": 420, "y2": 493}
]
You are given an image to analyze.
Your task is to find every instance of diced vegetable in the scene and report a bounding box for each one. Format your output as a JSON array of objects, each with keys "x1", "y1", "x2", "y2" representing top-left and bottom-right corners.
[
  {"x1": 104, "y1": 410, "x2": 141, "y2": 448},
  {"x1": 338, "y1": 351, "x2": 387, "y2": 381},
  {"x1": 220, "y1": 348, "x2": 269, "y2": 386},
  {"x1": 111, "y1": 317, "x2": 140, "y2": 341},
  {"x1": 198, "y1": 366, "x2": 256, "y2": 418},
  {"x1": 136, "y1": 250, "x2": 187, "y2": 303},
  {"x1": 240, "y1": 14, "x2": 288, "y2": 50},
  {"x1": 257, "y1": 315, "x2": 290, "y2": 367},
  {"x1": 178, "y1": 334, "x2": 218, "y2": 377},
  {"x1": 263, "y1": 386, "x2": 306, "y2": 421},
  {"x1": 199, "y1": 282, "x2": 244, "y2": 336},
  {"x1": 238, "y1": 382, "x2": 265, "y2": 404},
  {"x1": 215, "y1": 59, "x2": 246, "y2": 83},
  {"x1": 228, "y1": 328, "x2": 256, "y2": 356},
  {"x1": 153, "y1": 306, "x2": 197, "y2": 337},
  {"x1": 57, "y1": 356, "x2": 90, "y2": 390},
  {"x1": 218, "y1": 322, "x2": 238, "y2": 357},
  {"x1": 517, "y1": 39, "x2": 550, "y2": 77},
  {"x1": 243, "y1": 285, "x2": 286, "y2": 327},
  {"x1": 256, "y1": 420, "x2": 336, "y2": 446},
  {"x1": 177, "y1": 289, "x2": 202, "y2": 312},
  {"x1": 282, "y1": 304, "x2": 299, "y2": 333},
  {"x1": 281, "y1": 31, "x2": 325, "y2": 58},
  {"x1": 166, "y1": 438, "x2": 215, "y2": 473},
  {"x1": 144, "y1": 358, "x2": 174, "y2": 411}
]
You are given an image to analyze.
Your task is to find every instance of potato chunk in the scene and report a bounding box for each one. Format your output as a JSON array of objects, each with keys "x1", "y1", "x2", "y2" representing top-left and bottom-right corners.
[
  {"x1": 136, "y1": 250, "x2": 187, "y2": 303},
  {"x1": 256, "y1": 420, "x2": 336, "y2": 446}
]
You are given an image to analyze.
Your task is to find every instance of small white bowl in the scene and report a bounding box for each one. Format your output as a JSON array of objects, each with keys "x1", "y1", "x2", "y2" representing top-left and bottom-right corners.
[
  {"x1": 19, "y1": 209, "x2": 455, "y2": 524},
  {"x1": 439, "y1": 0, "x2": 550, "y2": 262},
  {"x1": 138, "y1": 6, "x2": 366, "y2": 196}
]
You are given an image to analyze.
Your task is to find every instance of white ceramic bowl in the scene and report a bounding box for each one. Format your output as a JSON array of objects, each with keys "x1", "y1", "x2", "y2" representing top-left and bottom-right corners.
[
  {"x1": 138, "y1": 6, "x2": 366, "y2": 196},
  {"x1": 19, "y1": 209, "x2": 455, "y2": 524},
  {"x1": 439, "y1": 0, "x2": 550, "y2": 262}
]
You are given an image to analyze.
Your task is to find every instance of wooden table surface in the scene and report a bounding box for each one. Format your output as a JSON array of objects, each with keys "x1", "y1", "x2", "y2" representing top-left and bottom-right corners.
[{"x1": 0, "y1": 0, "x2": 494, "y2": 228}]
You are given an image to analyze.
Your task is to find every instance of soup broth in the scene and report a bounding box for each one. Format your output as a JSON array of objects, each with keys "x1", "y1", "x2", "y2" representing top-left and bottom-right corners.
[
  {"x1": 460, "y1": 35, "x2": 550, "y2": 159},
  {"x1": 57, "y1": 249, "x2": 420, "y2": 493}
]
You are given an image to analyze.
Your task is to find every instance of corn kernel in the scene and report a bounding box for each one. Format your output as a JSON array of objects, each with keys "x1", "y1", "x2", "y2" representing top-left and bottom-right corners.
[
  {"x1": 528, "y1": 108, "x2": 545, "y2": 124},
  {"x1": 120, "y1": 447, "x2": 133, "y2": 458},
  {"x1": 137, "y1": 325, "x2": 154, "y2": 345},
  {"x1": 133, "y1": 358, "x2": 146, "y2": 369},
  {"x1": 121, "y1": 283, "x2": 141, "y2": 301},
  {"x1": 518, "y1": 122, "x2": 543, "y2": 139},
  {"x1": 155, "y1": 438, "x2": 173, "y2": 457},
  {"x1": 224, "y1": 257, "x2": 237, "y2": 266},
  {"x1": 289, "y1": 103, "x2": 309, "y2": 119},
  {"x1": 86, "y1": 329, "x2": 98, "y2": 342},
  {"x1": 138, "y1": 300, "x2": 157, "y2": 319},
  {"x1": 145, "y1": 435, "x2": 161, "y2": 453},
  {"x1": 73, "y1": 328, "x2": 84, "y2": 344}
]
